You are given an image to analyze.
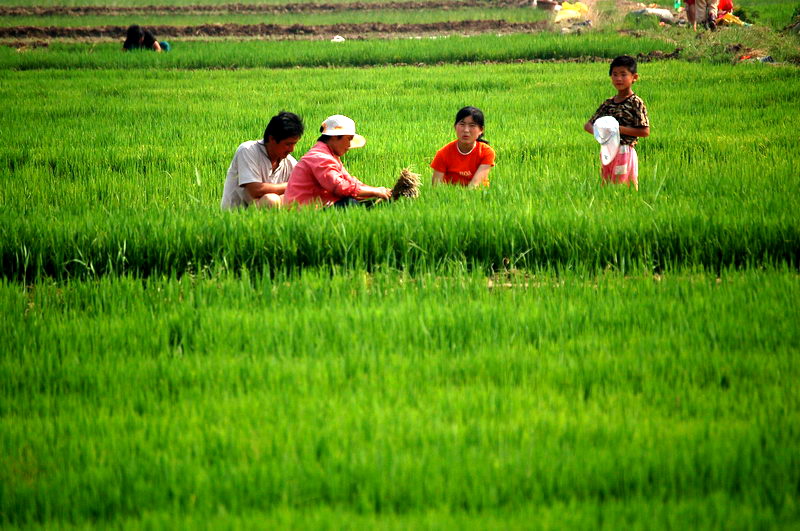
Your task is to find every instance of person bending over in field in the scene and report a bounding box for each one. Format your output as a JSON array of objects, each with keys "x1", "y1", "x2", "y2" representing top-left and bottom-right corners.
[
  {"x1": 220, "y1": 111, "x2": 305, "y2": 210},
  {"x1": 684, "y1": 0, "x2": 697, "y2": 30},
  {"x1": 685, "y1": 0, "x2": 726, "y2": 31},
  {"x1": 122, "y1": 25, "x2": 170, "y2": 53},
  {"x1": 283, "y1": 115, "x2": 392, "y2": 208},
  {"x1": 694, "y1": 0, "x2": 720, "y2": 30},
  {"x1": 583, "y1": 55, "x2": 650, "y2": 190},
  {"x1": 430, "y1": 106, "x2": 496, "y2": 188}
]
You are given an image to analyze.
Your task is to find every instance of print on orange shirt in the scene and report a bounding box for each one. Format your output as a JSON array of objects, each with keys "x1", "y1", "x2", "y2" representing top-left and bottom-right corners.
[{"x1": 431, "y1": 140, "x2": 496, "y2": 187}]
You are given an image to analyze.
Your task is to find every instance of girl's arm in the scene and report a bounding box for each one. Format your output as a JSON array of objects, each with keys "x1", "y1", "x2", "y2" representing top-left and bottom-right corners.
[
  {"x1": 153, "y1": 41, "x2": 162, "y2": 52},
  {"x1": 431, "y1": 170, "x2": 445, "y2": 187},
  {"x1": 468, "y1": 165, "x2": 492, "y2": 188}
]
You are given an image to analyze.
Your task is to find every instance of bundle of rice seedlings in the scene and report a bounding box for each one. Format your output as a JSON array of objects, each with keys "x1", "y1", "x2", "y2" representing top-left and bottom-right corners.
[{"x1": 391, "y1": 168, "x2": 421, "y2": 200}]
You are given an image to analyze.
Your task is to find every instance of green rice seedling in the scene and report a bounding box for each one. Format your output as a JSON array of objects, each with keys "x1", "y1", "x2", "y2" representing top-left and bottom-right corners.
[
  {"x1": 0, "y1": 33, "x2": 676, "y2": 70},
  {"x1": 1, "y1": 0, "x2": 479, "y2": 5},
  {"x1": 1, "y1": 268, "x2": 799, "y2": 526},
  {"x1": 0, "y1": 34, "x2": 674, "y2": 70},
  {"x1": 0, "y1": 7, "x2": 552, "y2": 28},
  {"x1": 649, "y1": 0, "x2": 797, "y2": 30},
  {"x1": 0, "y1": 62, "x2": 798, "y2": 278},
  {"x1": 1, "y1": 3, "x2": 798, "y2": 529}
]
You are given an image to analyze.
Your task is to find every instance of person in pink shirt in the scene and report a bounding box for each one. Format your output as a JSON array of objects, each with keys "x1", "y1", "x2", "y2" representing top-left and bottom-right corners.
[{"x1": 283, "y1": 115, "x2": 392, "y2": 207}]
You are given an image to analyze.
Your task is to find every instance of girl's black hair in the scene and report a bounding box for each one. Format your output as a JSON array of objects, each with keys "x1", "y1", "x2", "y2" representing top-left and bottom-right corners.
[{"x1": 455, "y1": 106, "x2": 489, "y2": 144}]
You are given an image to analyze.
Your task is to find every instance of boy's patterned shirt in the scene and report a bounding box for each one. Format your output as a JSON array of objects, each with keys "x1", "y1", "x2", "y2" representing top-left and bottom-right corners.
[{"x1": 589, "y1": 93, "x2": 649, "y2": 146}]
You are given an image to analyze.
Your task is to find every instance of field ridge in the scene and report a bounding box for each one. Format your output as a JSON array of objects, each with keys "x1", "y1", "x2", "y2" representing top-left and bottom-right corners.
[
  {"x1": 1, "y1": 0, "x2": 535, "y2": 16},
  {"x1": 0, "y1": 20, "x2": 550, "y2": 40}
]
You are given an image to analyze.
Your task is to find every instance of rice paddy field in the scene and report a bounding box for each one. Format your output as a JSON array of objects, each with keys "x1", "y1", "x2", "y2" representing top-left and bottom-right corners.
[{"x1": 1, "y1": 0, "x2": 800, "y2": 528}]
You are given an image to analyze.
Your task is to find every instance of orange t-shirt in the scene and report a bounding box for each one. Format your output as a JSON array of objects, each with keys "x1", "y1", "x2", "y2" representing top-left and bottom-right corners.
[{"x1": 430, "y1": 140, "x2": 496, "y2": 187}]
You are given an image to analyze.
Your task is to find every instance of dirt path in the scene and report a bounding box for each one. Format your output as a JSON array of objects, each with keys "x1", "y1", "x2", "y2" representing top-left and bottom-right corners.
[
  {"x1": 0, "y1": 20, "x2": 550, "y2": 41},
  {"x1": 0, "y1": 0, "x2": 536, "y2": 17}
]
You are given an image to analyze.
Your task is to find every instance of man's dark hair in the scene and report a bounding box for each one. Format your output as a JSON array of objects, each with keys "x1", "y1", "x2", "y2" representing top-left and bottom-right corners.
[
  {"x1": 609, "y1": 55, "x2": 637, "y2": 75},
  {"x1": 264, "y1": 111, "x2": 304, "y2": 143}
]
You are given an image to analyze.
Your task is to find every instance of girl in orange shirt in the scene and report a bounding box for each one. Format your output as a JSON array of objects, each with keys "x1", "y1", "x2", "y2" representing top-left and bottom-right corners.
[{"x1": 431, "y1": 106, "x2": 496, "y2": 188}]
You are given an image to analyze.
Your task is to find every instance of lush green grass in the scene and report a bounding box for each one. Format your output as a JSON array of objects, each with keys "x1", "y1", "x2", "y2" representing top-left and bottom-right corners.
[
  {"x1": 1, "y1": 21, "x2": 798, "y2": 528},
  {"x1": 0, "y1": 7, "x2": 550, "y2": 27},
  {"x1": 2, "y1": 268, "x2": 799, "y2": 527},
  {"x1": 0, "y1": 0, "x2": 454, "y2": 6},
  {"x1": 651, "y1": 0, "x2": 800, "y2": 29},
  {"x1": 661, "y1": 23, "x2": 800, "y2": 63},
  {"x1": 748, "y1": 1, "x2": 800, "y2": 29},
  {"x1": 21, "y1": 501, "x2": 793, "y2": 529},
  {"x1": 1, "y1": 62, "x2": 798, "y2": 279},
  {"x1": 0, "y1": 0, "x2": 795, "y2": 30},
  {"x1": 0, "y1": 33, "x2": 675, "y2": 70}
]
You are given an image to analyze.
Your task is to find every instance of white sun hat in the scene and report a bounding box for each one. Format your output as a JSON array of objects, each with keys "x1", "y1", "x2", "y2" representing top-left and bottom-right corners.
[
  {"x1": 593, "y1": 115, "x2": 620, "y2": 166},
  {"x1": 320, "y1": 115, "x2": 366, "y2": 148}
]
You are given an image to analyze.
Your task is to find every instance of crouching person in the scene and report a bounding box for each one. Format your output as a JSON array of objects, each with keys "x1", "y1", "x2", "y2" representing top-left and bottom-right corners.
[
  {"x1": 220, "y1": 111, "x2": 304, "y2": 210},
  {"x1": 283, "y1": 115, "x2": 392, "y2": 208}
]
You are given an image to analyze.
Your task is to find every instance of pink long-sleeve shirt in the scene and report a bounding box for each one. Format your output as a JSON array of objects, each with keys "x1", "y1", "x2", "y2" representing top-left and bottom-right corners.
[{"x1": 284, "y1": 141, "x2": 364, "y2": 206}]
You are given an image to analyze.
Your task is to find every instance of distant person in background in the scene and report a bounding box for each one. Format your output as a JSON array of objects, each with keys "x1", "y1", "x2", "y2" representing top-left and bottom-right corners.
[
  {"x1": 123, "y1": 24, "x2": 170, "y2": 52},
  {"x1": 716, "y1": 0, "x2": 733, "y2": 19},
  {"x1": 693, "y1": 0, "x2": 719, "y2": 30},
  {"x1": 430, "y1": 106, "x2": 496, "y2": 188},
  {"x1": 685, "y1": 0, "x2": 697, "y2": 30},
  {"x1": 283, "y1": 115, "x2": 392, "y2": 207},
  {"x1": 220, "y1": 111, "x2": 305, "y2": 210}
]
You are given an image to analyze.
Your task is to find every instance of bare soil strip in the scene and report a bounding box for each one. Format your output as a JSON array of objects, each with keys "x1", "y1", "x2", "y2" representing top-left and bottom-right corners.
[
  {"x1": 0, "y1": 20, "x2": 549, "y2": 40},
  {"x1": 0, "y1": 0, "x2": 534, "y2": 17}
]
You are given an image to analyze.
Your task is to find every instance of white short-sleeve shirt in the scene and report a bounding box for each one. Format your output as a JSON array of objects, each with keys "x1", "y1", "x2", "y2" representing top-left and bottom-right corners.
[{"x1": 220, "y1": 140, "x2": 297, "y2": 209}]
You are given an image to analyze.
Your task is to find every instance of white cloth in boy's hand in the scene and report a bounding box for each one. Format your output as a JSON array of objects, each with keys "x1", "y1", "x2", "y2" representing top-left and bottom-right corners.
[{"x1": 593, "y1": 116, "x2": 620, "y2": 166}]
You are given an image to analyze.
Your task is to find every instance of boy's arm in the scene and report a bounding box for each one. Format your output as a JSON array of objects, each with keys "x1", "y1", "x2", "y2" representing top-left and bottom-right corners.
[
  {"x1": 622, "y1": 98, "x2": 650, "y2": 138},
  {"x1": 584, "y1": 100, "x2": 607, "y2": 134},
  {"x1": 619, "y1": 125, "x2": 650, "y2": 138}
]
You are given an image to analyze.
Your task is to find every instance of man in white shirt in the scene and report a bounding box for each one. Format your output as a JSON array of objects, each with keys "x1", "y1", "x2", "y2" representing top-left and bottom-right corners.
[{"x1": 220, "y1": 111, "x2": 305, "y2": 209}]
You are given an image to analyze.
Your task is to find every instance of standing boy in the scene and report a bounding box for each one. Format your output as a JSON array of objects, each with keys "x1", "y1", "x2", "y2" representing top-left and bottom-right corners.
[
  {"x1": 583, "y1": 55, "x2": 650, "y2": 190},
  {"x1": 220, "y1": 111, "x2": 304, "y2": 209}
]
